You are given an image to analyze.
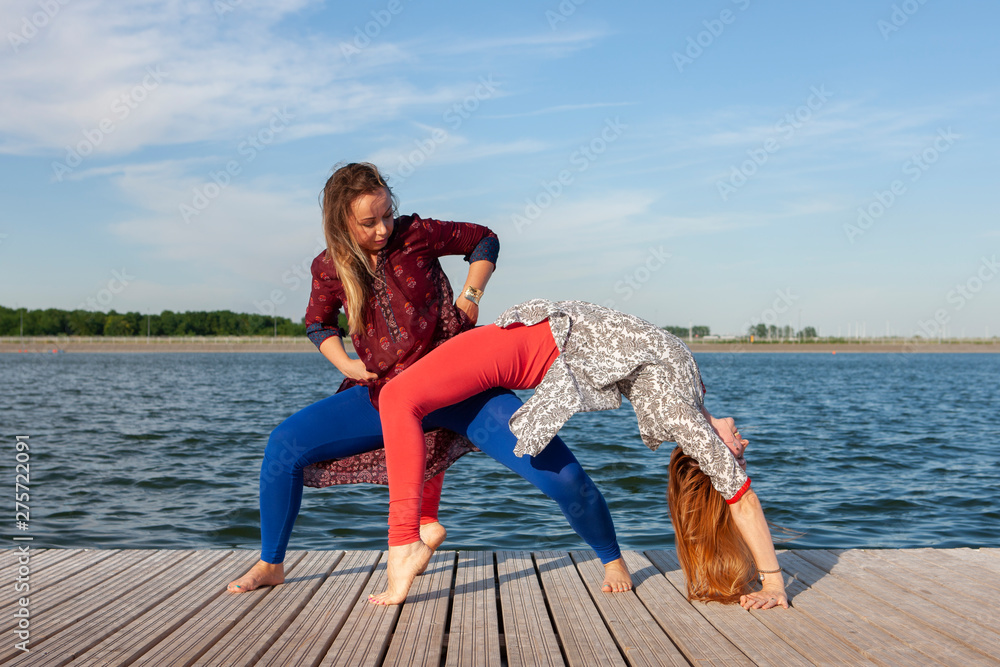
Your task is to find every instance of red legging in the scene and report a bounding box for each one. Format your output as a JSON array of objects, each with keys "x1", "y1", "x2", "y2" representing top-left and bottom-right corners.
[{"x1": 380, "y1": 322, "x2": 559, "y2": 545}]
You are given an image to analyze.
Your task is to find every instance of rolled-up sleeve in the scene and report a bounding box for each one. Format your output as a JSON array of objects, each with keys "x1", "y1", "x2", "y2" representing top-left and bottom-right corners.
[
  {"x1": 623, "y1": 368, "x2": 750, "y2": 503},
  {"x1": 412, "y1": 214, "x2": 499, "y2": 265},
  {"x1": 304, "y1": 252, "x2": 345, "y2": 350},
  {"x1": 669, "y1": 403, "x2": 751, "y2": 503}
]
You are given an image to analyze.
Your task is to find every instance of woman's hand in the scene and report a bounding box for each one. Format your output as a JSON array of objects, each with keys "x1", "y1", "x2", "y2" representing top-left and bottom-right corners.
[
  {"x1": 740, "y1": 584, "x2": 789, "y2": 610},
  {"x1": 339, "y1": 357, "x2": 378, "y2": 381},
  {"x1": 455, "y1": 298, "x2": 479, "y2": 325},
  {"x1": 707, "y1": 414, "x2": 749, "y2": 466}
]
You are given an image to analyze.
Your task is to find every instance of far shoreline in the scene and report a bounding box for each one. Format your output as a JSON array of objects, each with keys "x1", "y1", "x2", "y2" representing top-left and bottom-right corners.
[{"x1": 3, "y1": 337, "x2": 999, "y2": 354}]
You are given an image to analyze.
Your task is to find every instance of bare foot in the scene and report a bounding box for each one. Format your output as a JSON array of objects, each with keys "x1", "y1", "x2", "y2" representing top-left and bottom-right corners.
[
  {"x1": 369, "y1": 541, "x2": 433, "y2": 605},
  {"x1": 416, "y1": 522, "x2": 447, "y2": 575},
  {"x1": 420, "y1": 521, "x2": 447, "y2": 551},
  {"x1": 601, "y1": 557, "x2": 633, "y2": 593},
  {"x1": 227, "y1": 559, "x2": 284, "y2": 594}
]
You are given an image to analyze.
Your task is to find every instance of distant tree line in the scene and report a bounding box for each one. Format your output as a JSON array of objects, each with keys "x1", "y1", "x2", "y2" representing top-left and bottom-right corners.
[
  {"x1": 663, "y1": 325, "x2": 710, "y2": 338},
  {"x1": 0, "y1": 306, "x2": 348, "y2": 337},
  {"x1": 748, "y1": 323, "x2": 818, "y2": 340},
  {"x1": 660, "y1": 324, "x2": 821, "y2": 340}
]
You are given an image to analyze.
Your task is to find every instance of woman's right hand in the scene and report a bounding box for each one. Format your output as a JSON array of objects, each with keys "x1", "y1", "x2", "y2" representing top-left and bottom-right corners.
[
  {"x1": 338, "y1": 357, "x2": 378, "y2": 381},
  {"x1": 706, "y1": 414, "x2": 749, "y2": 466}
]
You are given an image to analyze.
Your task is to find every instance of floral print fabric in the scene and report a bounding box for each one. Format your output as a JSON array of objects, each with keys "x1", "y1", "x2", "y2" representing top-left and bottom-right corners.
[
  {"x1": 495, "y1": 299, "x2": 749, "y2": 501},
  {"x1": 301, "y1": 214, "x2": 498, "y2": 487}
]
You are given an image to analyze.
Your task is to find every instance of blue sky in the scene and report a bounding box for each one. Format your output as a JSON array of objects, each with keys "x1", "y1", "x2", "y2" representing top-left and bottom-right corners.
[{"x1": 1, "y1": 0, "x2": 997, "y2": 338}]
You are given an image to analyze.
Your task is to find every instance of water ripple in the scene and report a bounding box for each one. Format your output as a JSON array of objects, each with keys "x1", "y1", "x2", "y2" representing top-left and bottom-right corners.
[{"x1": 2, "y1": 351, "x2": 998, "y2": 553}]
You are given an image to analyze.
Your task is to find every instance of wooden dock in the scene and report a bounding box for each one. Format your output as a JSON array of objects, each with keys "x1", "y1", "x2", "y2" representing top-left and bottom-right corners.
[{"x1": 3, "y1": 547, "x2": 999, "y2": 666}]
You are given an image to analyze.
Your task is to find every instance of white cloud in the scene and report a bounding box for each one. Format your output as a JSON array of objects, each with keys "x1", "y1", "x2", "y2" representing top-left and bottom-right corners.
[
  {"x1": 1, "y1": 0, "x2": 591, "y2": 157},
  {"x1": 105, "y1": 161, "x2": 323, "y2": 288},
  {"x1": 369, "y1": 133, "x2": 549, "y2": 180}
]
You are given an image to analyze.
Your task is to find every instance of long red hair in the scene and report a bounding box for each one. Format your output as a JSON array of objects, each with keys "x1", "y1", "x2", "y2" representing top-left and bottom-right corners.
[{"x1": 667, "y1": 447, "x2": 756, "y2": 604}]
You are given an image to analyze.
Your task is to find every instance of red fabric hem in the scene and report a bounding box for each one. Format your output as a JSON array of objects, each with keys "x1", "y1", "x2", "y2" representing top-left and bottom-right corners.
[{"x1": 725, "y1": 477, "x2": 752, "y2": 504}]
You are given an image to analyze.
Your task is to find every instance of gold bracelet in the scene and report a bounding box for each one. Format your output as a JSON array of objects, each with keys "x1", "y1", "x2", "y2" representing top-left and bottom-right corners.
[{"x1": 462, "y1": 285, "x2": 483, "y2": 305}]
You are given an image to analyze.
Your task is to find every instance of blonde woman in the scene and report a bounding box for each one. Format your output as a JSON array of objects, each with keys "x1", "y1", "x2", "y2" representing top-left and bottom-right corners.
[{"x1": 228, "y1": 166, "x2": 626, "y2": 594}]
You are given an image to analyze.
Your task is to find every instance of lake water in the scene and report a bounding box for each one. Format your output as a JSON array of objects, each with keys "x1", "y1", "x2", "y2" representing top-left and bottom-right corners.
[{"x1": 2, "y1": 351, "x2": 998, "y2": 554}]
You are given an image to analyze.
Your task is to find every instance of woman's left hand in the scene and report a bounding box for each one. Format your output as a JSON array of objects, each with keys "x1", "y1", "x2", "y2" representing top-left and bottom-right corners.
[
  {"x1": 455, "y1": 298, "x2": 479, "y2": 325},
  {"x1": 740, "y1": 586, "x2": 789, "y2": 610}
]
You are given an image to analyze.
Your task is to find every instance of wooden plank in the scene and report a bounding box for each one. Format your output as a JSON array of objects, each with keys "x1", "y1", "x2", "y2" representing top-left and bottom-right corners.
[
  {"x1": 869, "y1": 548, "x2": 1000, "y2": 599},
  {"x1": 496, "y1": 551, "x2": 564, "y2": 667},
  {"x1": 796, "y1": 550, "x2": 1000, "y2": 652},
  {"x1": 840, "y1": 549, "x2": 1000, "y2": 633},
  {"x1": 893, "y1": 548, "x2": 1000, "y2": 593},
  {"x1": 129, "y1": 551, "x2": 307, "y2": 666},
  {"x1": 256, "y1": 550, "x2": 381, "y2": 667},
  {"x1": 784, "y1": 550, "x2": 997, "y2": 665},
  {"x1": 570, "y1": 551, "x2": 692, "y2": 666},
  {"x1": 0, "y1": 548, "x2": 87, "y2": 580},
  {"x1": 745, "y1": 553, "x2": 929, "y2": 666},
  {"x1": 383, "y1": 551, "x2": 455, "y2": 667},
  {"x1": 645, "y1": 550, "x2": 835, "y2": 667},
  {"x1": 0, "y1": 550, "x2": 130, "y2": 621},
  {"x1": 634, "y1": 550, "x2": 775, "y2": 666},
  {"x1": 4, "y1": 550, "x2": 225, "y2": 666},
  {"x1": 0, "y1": 550, "x2": 178, "y2": 663},
  {"x1": 534, "y1": 551, "x2": 625, "y2": 667},
  {"x1": 650, "y1": 550, "x2": 877, "y2": 667},
  {"x1": 317, "y1": 552, "x2": 401, "y2": 667},
  {"x1": 194, "y1": 550, "x2": 346, "y2": 666},
  {"x1": 953, "y1": 548, "x2": 1000, "y2": 572},
  {"x1": 445, "y1": 551, "x2": 501, "y2": 667},
  {"x1": 65, "y1": 551, "x2": 251, "y2": 666}
]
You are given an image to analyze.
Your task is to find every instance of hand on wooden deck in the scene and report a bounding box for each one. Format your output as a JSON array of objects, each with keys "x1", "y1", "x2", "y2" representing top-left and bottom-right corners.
[{"x1": 739, "y1": 585, "x2": 789, "y2": 610}]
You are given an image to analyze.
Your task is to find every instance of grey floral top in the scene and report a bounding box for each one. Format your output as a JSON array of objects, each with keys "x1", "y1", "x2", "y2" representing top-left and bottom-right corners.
[{"x1": 495, "y1": 299, "x2": 751, "y2": 503}]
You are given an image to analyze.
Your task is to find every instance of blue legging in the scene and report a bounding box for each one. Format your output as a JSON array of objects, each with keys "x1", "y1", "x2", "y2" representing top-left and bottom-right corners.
[{"x1": 259, "y1": 385, "x2": 621, "y2": 564}]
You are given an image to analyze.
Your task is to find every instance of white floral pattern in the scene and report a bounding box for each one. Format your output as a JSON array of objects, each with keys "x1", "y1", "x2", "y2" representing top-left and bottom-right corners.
[{"x1": 495, "y1": 299, "x2": 749, "y2": 501}]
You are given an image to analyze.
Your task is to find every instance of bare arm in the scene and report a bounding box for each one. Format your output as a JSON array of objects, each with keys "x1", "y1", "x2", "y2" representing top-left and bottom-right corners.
[
  {"x1": 727, "y1": 489, "x2": 788, "y2": 609},
  {"x1": 319, "y1": 334, "x2": 377, "y2": 381},
  {"x1": 455, "y1": 259, "x2": 495, "y2": 324}
]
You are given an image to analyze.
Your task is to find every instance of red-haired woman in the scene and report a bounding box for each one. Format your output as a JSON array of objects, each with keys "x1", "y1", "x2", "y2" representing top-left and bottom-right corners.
[
  {"x1": 228, "y1": 166, "x2": 627, "y2": 594},
  {"x1": 373, "y1": 299, "x2": 787, "y2": 608}
]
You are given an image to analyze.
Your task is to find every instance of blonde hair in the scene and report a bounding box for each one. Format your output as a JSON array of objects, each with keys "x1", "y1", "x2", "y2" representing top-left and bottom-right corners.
[
  {"x1": 320, "y1": 162, "x2": 397, "y2": 336},
  {"x1": 667, "y1": 447, "x2": 756, "y2": 604}
]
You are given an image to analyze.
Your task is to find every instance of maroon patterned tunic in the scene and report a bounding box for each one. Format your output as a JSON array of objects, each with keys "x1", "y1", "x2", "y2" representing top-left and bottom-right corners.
[{"x1": 301, "y1": 214, "x2": 499, "y2": 487}]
